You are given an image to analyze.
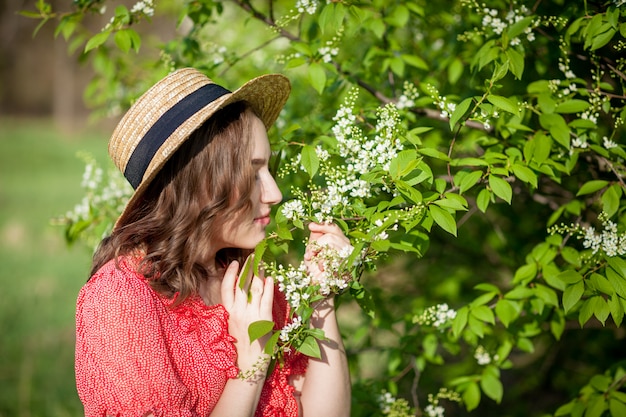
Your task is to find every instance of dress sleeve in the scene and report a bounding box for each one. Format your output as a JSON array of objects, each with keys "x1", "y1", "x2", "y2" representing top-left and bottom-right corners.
[{"x1": 75, "y1": 262, "x2": 193, "y2": 417}]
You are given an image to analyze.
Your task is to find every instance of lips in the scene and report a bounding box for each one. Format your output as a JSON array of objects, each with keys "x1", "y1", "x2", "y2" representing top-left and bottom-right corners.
[{"x1": 254, "y1": 213, "x2": 271, "y2": 226}]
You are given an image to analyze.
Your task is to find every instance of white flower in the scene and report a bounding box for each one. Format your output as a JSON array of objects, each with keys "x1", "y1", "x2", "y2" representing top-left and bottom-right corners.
[
  {"x1": 296, "y1": 0, "x2": 317, "y2": 14},
  {"x1": 131, "y1": 0, "x2": 154, "y2": 16},
  {"x1": 282, "y1": 199, "x2": 305, "y2": 221},
  {"x1": 603, "y1": 136, "x2": 618, "y2": 149},
  {"x1": 415, "y1": 303, "x2": 458, "y2": 328},
  {"x1": 474, "y1": 345, "x2": 492, "y2": 365},
  {"x1": 425, "y1": 404, "x2": 445, "y2": 417}
]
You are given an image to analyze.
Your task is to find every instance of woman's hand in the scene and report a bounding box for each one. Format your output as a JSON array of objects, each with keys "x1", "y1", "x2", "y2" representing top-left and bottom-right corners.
[
  {"x1": 304, "y1": 222, "x2": 352, "y2": 286},
  {"x1": 220, "y1": 256, "x2": 273, "y2": 378}
]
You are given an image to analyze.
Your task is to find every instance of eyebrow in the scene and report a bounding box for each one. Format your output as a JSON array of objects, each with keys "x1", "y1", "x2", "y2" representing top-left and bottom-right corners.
[{"x1": 252, "y1": 158, "x2": 267, "y2": 166}]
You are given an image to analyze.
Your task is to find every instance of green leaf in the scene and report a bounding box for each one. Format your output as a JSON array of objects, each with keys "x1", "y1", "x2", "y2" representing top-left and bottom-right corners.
[
  {"x1": 248, "y1": 320, "x2": 275, "y2": 342},
  {"x1": 238, "y1": 254, "x2": 254, "y2": 290},
  {"x1": 601, "y1": 184, "x2": 621, "y2": 218},
  {"x1": 532, "y1": 133, "x2": 553, "y2": 164},
  {"x1": 297, "y1": 335, "x2": 322, "y2": 359},
  {"x1": 449, "y1": 97, "x2": 473, "y2": 130},
  {"x1": 505, "y1": 48, "x2": 525, "y2": 79},
  {"x1": 592, "y1": 296, "x2": 610, "y2": 325},
  {"x1": 452, "y1": 306, "x2": 469, "y2": 338},
  {"x1": 113, "y1": 29, "x2": 133, "y2": 53},
  {"x1": 511, "y1": 163, "x2": 538, "y2": 188},
  {"x1": 539, "y1": 113, "x2": 570, "y2": 149},
  {"x1": 610, "y1": 398, "x2": 626, "y2": 417},
  {"x1": 84, "y1": 31, "x2": 110, "y2": 52},
  {"x1": 579, "y1": 298, "x2": 595, "y2": 327},
  {"x1": 349, "y1": 281, "x2": 376, "y2": 318},
  {"x1": 428, "y1": 204, "x2": 457, "y2": 236},
  {"x1": 555, "y1": 99, "x2": 591, "y2": 114},
  {"x1": 308, "y1": 62, "x2": 326, "y2": 94},
  {"x1": 517, "y1": 337, "x2": 534, "y2": 353},
  {"x1": 418, "y1": 147, "x2": 450, "y2": 161},
  {"x1": 389, "y1": 149, "x2": 420, "y2": 179},
  {"x1": 476, "y1": 188, "x2": 491, "y2": 213},
  {"x1": 319, "y1": 2, "x2": 345, "y2": 34},
  {"x1": 576, "y1": 180, "x2": 608, "y2": 196},
  {"x1": 433, "y1": 196, "x2": 468, "y2": 211},
  {"x1": 585, "y1": 395, "x2": 608, "y2": 417},
  {"x1": 563, "y1": 281, "x2": 584, "y2": 313},
  {"x1": 471, "y1": 305, "x2": 495, "y2": 324},
  {"x1": 264, "y1": 329, "x2": 281, "y2": 356},
  {"x1": 551, "y1": 310, "x2": 566, "y2": 339},
  {"x1": 495, "y1": 299, "x2": 521, "y2": 327},
  {"x1": 535, "y1": 284, "x2": 559, "y2": 307},
  {"x1": 300, "y1": 145, "x2": 319, "y2": 178},
  {"x1": 557, "y1": 269, "x2": 583, "y2": 285},
  {"x1": 487, "y1": 95, "x2": 520, "y2": 117},
  {"x1": 513, "y1": 263, "x2": 537, "y2": 284},
  {"x1": 507, "y1": 16, "x2": 534, "y2": 38},
  {"x1": 384, "y1": 4, "x2": 409, "y2": 27},
  {"x1": 591, "y1": 27, "x2": 617, "y2": 50},
  {"x1": 609, "y1": 294, "x2": 625, "y2": 327},
  {"x1": 458, "y1": 170, "x2": 483, "y2": 194},
  {"x1": 481, "y1": 371, "x2": 504, "y2": 403},
  {"x1": 402, "y1": 54, "x2": 428, "y2": 70},
  {"x1": 488, "y1": 175, "x2": 512, "y2": 204},
  {"x1": 448, "y1": 58, "x2": 464, "y2": 84},
  {"x1": 463, "y1": 382, "x2": 481, "y2": 411}
]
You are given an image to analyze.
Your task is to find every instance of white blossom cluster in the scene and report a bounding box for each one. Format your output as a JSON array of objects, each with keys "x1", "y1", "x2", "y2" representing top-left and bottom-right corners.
[
  {"x1": 279, "y1": 316, "x2": 303, "y2": 344},
  {"x1": 305, "y1": 241, "x2": 355, "y2": 295},
  {"x1": 396, "y1": 81, "x2": 420, "y2": 110},
  {"x1": 333, "y1": 92, "x2": 404, "y2": 175},
  {"x1": 65, "y1": 157, "x2": 132, "y2": 224},
  {"x1": 425, "y1": 388, "x2": 462, "y2": 417},
  {"x1": 425, "y1": 404, "x2": 445, "y2": 417},
  {"x1": 414, "y1": 303, "x2": 458, "y2": 328},
  {"x1": 268, "y1": 241, "x2": 355, "y2": 350},
  {"x1": 281, "y1": 199, "x2": 306, "y2": 221},
  {"x1": 603, "y1": 136, "x2": 618, "y2": 149},
  {"x1": 295, "y1": 0, "x2": 318, "y2": 15},
  {"x1": 130, "y1": 0, "x2": 154, "y2": 16},
  {"x1": 273, "y1": 262, "x2": 312, "y2": 311},
  {"x1": 281, "y1": 89, "x2": 406, "y2": 223},
  {"x1": 377, "y1": 391, "x2": 413, "y2": 416},
  {"x1": 581, "y1": 215, "x2": 626, "y2": 257},
  {"x1": 370, "y1": 217, "x2": 399, "y2": 241},
  {"x1": 318, "y1": 29, "x2": 342, "y2": 63},
  {"x1": 481, "y1": 5, "x2": 536, "y2": 45},
  {"x1": 474, "y1": 345, "x2": 497, "y2": 365}
]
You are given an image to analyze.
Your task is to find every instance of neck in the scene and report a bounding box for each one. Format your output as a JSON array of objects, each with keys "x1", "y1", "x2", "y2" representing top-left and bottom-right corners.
[{"x1": 199, "y1": 257, "x2": 224, "y2": 306}]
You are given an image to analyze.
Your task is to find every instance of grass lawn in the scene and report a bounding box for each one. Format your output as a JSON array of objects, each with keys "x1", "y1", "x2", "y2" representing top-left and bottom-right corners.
[{"x1": 0, "y1": 118, "x2": 109, "y2": 417}]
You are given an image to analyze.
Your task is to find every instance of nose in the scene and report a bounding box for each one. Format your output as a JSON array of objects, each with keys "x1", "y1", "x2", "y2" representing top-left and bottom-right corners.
[{"x1": 262, "y1": 174, "x2": 283, "y2": 206}]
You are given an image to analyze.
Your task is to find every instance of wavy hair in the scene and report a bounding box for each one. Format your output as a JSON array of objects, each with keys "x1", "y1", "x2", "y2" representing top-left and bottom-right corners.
[{"x1": 91, "y1": 102, "x2": 257, "y2": 305}]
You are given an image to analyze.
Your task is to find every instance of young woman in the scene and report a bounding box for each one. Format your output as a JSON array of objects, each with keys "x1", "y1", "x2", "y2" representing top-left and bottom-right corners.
[{"x1": 75, "y1": 68, "x2": 351, "y2": 417}]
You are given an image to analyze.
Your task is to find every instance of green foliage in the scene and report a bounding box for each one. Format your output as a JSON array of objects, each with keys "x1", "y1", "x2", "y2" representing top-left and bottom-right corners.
[{"x1": 28, "y1": 0, "x2": 626, "y2": 415}]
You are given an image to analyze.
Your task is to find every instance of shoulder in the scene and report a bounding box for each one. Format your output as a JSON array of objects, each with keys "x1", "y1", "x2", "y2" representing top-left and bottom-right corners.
[{"x1": 77, "y1": 256, "x2": 160, "y2": 319}]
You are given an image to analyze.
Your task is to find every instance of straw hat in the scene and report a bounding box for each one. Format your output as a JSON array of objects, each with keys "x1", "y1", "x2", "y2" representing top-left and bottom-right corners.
[{"x1": 108, "y1": 67, "x2": 291, "y2": 229}]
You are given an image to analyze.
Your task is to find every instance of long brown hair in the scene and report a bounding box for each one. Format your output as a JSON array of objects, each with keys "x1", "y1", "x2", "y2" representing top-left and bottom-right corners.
[{"x1": 91, "y1": 102, "x2": 258, "y2": 305}]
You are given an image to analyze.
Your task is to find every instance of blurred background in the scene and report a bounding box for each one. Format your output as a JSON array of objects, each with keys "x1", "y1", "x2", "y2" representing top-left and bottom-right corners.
[{"x1": 1, "y1": 1, "x2": 111, "y2": 415}]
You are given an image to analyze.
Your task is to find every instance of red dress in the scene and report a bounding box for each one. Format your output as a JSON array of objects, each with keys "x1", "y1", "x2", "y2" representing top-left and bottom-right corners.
[{"x1": 75, "y1": 256, "x2": 308, "y2": 417}]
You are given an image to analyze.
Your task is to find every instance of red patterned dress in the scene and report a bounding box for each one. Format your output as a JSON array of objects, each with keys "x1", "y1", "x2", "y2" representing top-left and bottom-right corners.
[{"x1": 75, "y1": 256, "x2": 308, "y2": 417}]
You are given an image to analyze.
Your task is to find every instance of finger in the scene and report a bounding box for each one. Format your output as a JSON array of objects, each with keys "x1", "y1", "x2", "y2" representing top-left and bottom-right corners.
[
  {"x1": 220, "y1": 261, "x2": 240, "y2": 308},
  {"x1": 309, "y1": 234, "x2": 351, "y2": 254},
  {"x1": 260, "y1": 277, "x2": 274, "y2": 319},
  {"x1": 247, "y1": 274, "x2": 265, "y2": 306},
  {"x1": 308, "y1": 221, "x2": 342, "y2": 235}
]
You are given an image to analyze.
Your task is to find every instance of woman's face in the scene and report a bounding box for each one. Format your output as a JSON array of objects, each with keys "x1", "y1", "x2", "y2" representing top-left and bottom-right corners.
[{"x1": 218, "y1": 115, "x2": 282, "y2": 250}]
